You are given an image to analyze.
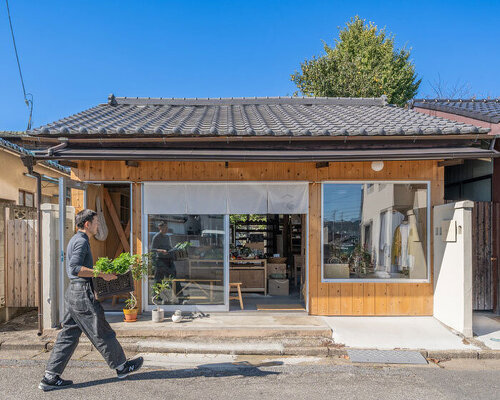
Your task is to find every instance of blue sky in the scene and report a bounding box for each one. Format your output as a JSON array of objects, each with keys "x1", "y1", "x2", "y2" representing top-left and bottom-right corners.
[{"x1": 2, "y1": 1, "x2": 499, "y2": 131}]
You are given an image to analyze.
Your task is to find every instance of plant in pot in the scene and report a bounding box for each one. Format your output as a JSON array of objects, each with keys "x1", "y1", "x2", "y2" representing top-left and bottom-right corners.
[
  {"x1": 123, "y1": 292, "x2": 138, "y2": 322},
  {"x1": 151, "y1": 277, "x2": 173, "y2": 323}
]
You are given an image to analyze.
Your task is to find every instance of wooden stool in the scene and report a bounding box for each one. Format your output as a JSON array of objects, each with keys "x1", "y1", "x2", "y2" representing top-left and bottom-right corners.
[
  {"x1": 112, "y1": 293, "x2": 129, "y2": 307},
  {"x1": 229, "y1": 282, "x2": 244, "y2": 310}
]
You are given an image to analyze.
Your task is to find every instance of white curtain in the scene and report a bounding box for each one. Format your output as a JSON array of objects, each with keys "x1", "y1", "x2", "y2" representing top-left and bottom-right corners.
[
  {"x1": 143, "y1": 183, "x2": 187, "y2": 214},
  {"x1": 227, "y1": 183, "x2": 268, "y2": 214},
  {"x1": 267, "y1": 184, "x2": 308, "y2": 214},
  {"x1": 186, "y1": 184, "x2": 227, "y2": 214},
  {"x1": 144, "y1": 182, "x2": 308, "y2": 214}
]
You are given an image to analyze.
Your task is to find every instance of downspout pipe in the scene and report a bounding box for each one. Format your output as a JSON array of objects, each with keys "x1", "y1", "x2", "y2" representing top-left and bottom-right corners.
[
  {"x1": 21, "y1": 155, "x2": 43, "y2": 336},
  {"x1": 32, "y1": 138, "x2": 68, "y2": 157}
]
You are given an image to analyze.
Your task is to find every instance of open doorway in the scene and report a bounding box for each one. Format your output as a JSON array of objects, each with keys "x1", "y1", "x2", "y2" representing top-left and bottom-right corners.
[
  {"x1": 85, "y1": 182, "x2": 132, "y2": 312},
  {"x1": 229, "y1": 214, "x2": 306, "y2": 311}
]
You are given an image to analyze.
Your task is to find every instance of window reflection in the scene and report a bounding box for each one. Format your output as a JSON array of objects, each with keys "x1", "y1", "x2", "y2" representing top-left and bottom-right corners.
[
  {"x1": 148, "y1": 215, "x2": 225, "y2": 305},
  {"x1": 323, "y1": 183, "x2": 428, "y2": 280}
]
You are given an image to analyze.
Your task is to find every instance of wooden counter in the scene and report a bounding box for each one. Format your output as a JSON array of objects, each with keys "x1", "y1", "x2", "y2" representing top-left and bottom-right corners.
[{"x1": 230, "y1": 259, "x2": 267, "y2": 295}]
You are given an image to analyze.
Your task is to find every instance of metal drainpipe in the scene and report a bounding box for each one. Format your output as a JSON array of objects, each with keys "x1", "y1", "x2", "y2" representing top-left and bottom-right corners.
[
  {"x1": 33, "y1": 170, "x2": 43, "y2": 336},
  {"x1": 21, "y1": 155, "x2": 44, "y2": 336}
]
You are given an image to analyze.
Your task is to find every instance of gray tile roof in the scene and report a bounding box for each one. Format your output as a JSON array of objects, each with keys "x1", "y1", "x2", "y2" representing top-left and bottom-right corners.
[
  {"x1": 30, "y1": 95, "x2": 489, "y2": 137},
  {"x1": 0, "y1": 136, "x2": 70, "y2": 174},
  {"x1": 413, "y1": 99, "x2": 500, "y2": 124}
]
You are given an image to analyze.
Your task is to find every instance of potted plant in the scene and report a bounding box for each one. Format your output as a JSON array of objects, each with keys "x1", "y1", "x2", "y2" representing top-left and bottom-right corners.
[
  {"x1": 123, "y1": 292, "x2": 139, "y2": 322},
  {"x1": 151, "y1": 277, "x2": 173, "y2": 323}
]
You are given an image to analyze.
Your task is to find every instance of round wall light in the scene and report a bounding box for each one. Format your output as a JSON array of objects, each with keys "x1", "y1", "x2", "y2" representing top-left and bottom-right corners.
[{"x1": 371, "y1": 161, "x2": 384, "y2": 172}]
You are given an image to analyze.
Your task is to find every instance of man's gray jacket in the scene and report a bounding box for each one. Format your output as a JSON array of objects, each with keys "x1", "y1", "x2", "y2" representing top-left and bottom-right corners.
[{"x1": 66, "y1": 231, "x2": 93, "y2": 281}]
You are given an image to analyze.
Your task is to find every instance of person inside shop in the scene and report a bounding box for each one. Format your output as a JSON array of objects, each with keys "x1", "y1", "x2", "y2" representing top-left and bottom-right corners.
[{"x1": 151, "y1": 221, "x2": 174, "y2": 284}]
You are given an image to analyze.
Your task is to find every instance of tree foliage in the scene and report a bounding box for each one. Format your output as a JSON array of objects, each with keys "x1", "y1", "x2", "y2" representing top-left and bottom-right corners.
[{"x1": 291, "y1": 16, "x2": 421, "y2": 106}]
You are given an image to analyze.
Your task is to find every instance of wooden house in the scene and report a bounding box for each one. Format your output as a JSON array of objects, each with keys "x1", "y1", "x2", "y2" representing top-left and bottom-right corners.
[{"x1": 26, "y1": 95, "x2": 498, "y2": 317}]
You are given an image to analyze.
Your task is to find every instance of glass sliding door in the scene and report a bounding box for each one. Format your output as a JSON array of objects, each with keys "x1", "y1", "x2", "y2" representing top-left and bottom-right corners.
[{"x1": 146, "y1": 214, "x2": 227, "y2": 310}]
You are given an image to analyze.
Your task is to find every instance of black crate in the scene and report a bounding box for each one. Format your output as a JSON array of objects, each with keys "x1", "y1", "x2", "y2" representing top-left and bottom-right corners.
[{"x1": 92, "y1": 270, "x2": 135, "y2": 300}]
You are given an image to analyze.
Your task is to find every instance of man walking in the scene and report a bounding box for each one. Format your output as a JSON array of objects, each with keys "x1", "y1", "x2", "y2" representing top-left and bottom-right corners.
[{"x1": 39, "y1": 209, "x2": 143, "y2": 391}]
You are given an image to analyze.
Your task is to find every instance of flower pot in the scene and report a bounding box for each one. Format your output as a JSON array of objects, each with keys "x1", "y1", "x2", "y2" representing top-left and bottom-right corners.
[
  {"x1": 152, "y1": 308, "x2": 164, "y2": 323},
  {"x1": 123, "y1": 308, "x2": 138, "y2": 322}
]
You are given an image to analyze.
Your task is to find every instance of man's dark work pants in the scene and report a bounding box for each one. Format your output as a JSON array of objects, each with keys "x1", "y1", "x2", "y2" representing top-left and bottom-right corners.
[{"x1": 45, "y1": 281, "x2": 127, "y2": 375}]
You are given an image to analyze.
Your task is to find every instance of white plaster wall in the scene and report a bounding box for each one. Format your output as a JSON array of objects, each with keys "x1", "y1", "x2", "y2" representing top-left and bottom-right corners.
[{"x1": 433, "y1": 201, "x2": 473, "y2": 336}]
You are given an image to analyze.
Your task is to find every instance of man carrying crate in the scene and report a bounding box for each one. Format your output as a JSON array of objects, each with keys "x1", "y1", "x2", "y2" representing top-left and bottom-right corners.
[{"x1": 39, "y1": 209, "x2": 143, "y2": 391}]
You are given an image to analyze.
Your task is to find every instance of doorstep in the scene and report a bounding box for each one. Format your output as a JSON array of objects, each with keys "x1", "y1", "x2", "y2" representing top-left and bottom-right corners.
[{"x1": 42, "y1": 311, "x2": 333, "y2": 340}]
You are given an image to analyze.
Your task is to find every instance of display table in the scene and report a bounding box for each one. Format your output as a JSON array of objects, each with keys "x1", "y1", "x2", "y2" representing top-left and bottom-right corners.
[
  {"x1": 229, "y1": 259, "x2": 267, "y2": 295},
  {"x1": 188, "y1": 259, "x2": 224, "y2": 280}
]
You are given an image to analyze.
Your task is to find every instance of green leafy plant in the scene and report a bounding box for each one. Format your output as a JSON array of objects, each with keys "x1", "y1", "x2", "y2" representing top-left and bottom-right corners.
[
  {"x1": 93, "y1": 252, "x2": 152, "y2": 280},
  {"x1": 112, "y1": 252, "x2": 134, "y2": 274},
  {"x1": 151, "y1": 277, "x2": 173, "y2": 310},
  {"x1": 124, "y1": 292, "x2": 137, "y2": 310},
  {"x1": 130, "y1": 253, "x2": 152, "y2": 281},
  {"x1": 93, "y1": 257, "x2": 114, "y2": 275}
]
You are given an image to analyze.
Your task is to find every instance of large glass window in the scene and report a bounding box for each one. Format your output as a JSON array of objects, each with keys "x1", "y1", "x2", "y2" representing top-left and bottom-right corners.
[
  {"x1": 147, "y1": 214, "x2": 225, "y2": 305},
  {"x1": 322, "y1": 183, "x2": 429, "y2": 281}
]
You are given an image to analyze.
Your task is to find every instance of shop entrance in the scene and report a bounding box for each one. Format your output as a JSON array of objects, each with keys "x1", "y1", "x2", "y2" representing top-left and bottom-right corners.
[
  {"x1": 229, "y1": 214, "x2": 306, "y2": 311},
  {"x1": 84, "y1": 182, "x2": 132, "y2": 312}
]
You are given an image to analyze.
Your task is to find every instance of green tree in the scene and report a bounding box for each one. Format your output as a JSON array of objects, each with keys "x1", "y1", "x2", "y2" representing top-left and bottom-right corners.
[{"x1": 291, "y1": 16, "x2": 421, "y2": 106}]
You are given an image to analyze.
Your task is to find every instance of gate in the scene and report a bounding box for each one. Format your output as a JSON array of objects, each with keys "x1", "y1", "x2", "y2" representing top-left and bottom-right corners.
[
  {"x1": 471, "y1": 202, "x2": 494, "y2": 310},
  {"x1": 2, "y1": 204, "x2": 39, "y2": 308}
]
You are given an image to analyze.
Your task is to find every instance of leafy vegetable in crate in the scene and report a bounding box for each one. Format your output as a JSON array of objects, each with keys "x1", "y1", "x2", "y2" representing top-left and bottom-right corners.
[{"x1": 93, "y1": 252, "x2": 152, "y2": 278}]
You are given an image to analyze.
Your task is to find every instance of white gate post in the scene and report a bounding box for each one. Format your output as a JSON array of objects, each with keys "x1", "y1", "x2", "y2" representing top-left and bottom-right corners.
[{"x1": 433, "y1": 201, "x2": 474, "y2": 336}]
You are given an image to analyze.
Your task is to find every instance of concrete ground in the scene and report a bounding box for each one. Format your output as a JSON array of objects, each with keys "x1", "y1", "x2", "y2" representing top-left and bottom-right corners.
[
  {"x1": 474, "y1": 312, "x2": 500, "y2": 350},
  {"x1": 323, "y1": 316, "x2": 480, "y2": 350},
  {"x1": 0, "y1": 350, "x2": 499, "y2": 400},
  {"x1": 45, "y1": 311, "x2": 332, "y2": 339}
]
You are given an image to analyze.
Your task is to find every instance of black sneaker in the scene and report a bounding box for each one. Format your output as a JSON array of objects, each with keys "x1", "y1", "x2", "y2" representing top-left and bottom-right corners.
[
  {"x1": 38, "y1": 375, "x2": 73, "y2": 391},
  {"x1": 116, "y1": 357, "x2": 144, "y2": 379}
]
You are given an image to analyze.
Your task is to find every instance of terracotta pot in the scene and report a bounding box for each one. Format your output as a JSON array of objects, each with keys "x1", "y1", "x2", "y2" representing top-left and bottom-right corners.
[{"x1": 123, "y1": 308, "x2": 138, "y2": 322}]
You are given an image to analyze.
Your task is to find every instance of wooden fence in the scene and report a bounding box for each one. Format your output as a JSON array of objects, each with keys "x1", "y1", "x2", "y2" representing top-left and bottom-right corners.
[
  {"x1": 3, "y1": 205, "x2": 39, "y2": 308},
  {"x1": 472, "y1": 202, "x2": 494, "y2": 310}
]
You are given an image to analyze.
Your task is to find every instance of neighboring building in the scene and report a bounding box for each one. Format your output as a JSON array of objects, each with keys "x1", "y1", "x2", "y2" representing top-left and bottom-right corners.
[
  {"x1": 0, "y1": 132, "x2": 70, "y2": 322},
  {"x1": 412, "y1": 99, "x2": 500, "y2": 314},
  {"x1": 0, "y1": 132, "x2": 70, "y2": 204},
  {"x1": 26, "y1": 95, "x2": 499, "y2": 328},
  {"x1": 412, "y1": 99, "x2": 500, "y2": 202}
]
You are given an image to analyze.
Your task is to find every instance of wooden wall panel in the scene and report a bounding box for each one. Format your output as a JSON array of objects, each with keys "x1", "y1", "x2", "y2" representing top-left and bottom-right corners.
[
  {"x1": 132, "y1": 183, "x2": 142, "y2": 313},
  {"x1": 72, "y1": 159, "x2": 442, "y2": 316}
]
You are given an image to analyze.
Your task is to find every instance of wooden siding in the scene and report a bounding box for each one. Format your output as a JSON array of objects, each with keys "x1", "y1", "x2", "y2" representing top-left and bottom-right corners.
[{"x1": 72, "y1": 160, "x2": 444, "y2": 316}]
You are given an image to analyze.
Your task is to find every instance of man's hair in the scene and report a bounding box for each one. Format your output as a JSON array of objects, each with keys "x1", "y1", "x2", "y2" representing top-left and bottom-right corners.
[
  {"x1": 75, "y1": 209, "x2": 97, "y2": 229},
  {"x1": 158, "y1": 221, "x2": 167, "y2": 227}
]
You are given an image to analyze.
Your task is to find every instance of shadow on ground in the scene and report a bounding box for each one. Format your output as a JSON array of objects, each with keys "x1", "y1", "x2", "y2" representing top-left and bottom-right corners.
[
  {"x1": 0, "y1": 310, "x2": 37, "y2": 332},
  {"x1": 69, "y1": 362, "x2": 282, "y2": 390}
]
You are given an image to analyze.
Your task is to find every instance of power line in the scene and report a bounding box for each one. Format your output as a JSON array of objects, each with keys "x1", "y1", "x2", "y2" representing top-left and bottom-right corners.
[{"x1": 5, "y1": 0, "x2": 33, "y2": 130}]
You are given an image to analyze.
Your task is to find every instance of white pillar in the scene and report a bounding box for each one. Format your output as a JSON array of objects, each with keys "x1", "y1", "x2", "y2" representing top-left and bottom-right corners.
[
  {"x1": 433, "y1": 201, "x2": 473, "y2": 336},
  {"x1": 41, "y1": 204, "x2": 75, "y2": 329}
]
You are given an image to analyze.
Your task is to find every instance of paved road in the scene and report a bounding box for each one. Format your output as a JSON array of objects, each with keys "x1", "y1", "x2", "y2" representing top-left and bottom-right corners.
[{"x1": 1, "y1": 350, "x2": 499, "y2": 400}]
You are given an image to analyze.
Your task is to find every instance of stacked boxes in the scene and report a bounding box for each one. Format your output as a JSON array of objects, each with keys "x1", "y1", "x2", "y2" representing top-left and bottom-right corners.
[{"x1": 267, "y1": 263, "x2": 289, "y2": 295}]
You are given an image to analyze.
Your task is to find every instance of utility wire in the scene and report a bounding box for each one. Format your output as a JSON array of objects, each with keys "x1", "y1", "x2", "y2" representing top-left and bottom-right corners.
[{"x1": 5, "y1": 0, "x2": 33, "y2": 130}]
